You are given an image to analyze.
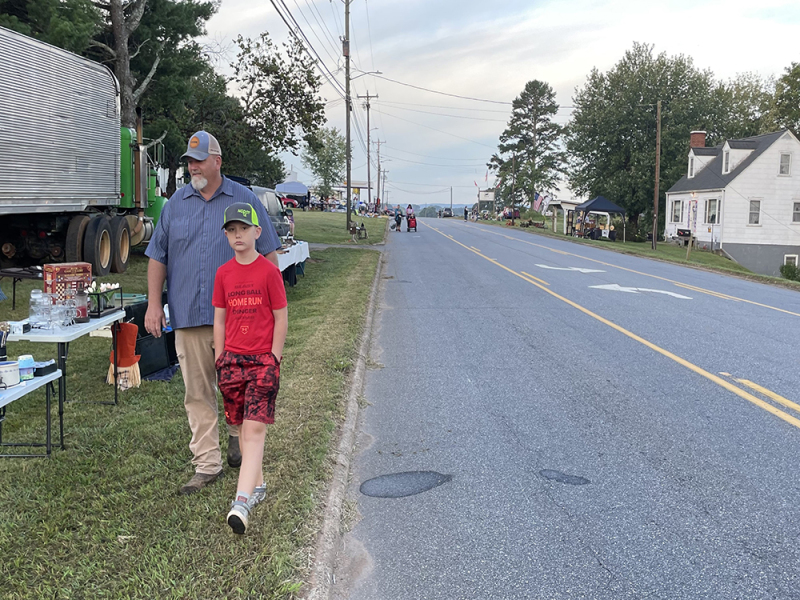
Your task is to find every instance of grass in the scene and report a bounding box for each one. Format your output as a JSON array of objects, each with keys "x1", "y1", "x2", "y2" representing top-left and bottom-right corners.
[
  {"x1": 292, "y1": 211, "x2": 387, "y2": 245},
  {"x1": 477, "y1": 217, "x2": 800, "y2": 289},
  {"x1": 0, "y1": 247, "x2": 380, "y2": 599}
]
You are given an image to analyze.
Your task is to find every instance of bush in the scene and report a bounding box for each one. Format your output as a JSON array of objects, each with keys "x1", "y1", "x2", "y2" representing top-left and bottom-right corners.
[{"x1": 779, "y1": 263, "x2": 800, "y2": 281}]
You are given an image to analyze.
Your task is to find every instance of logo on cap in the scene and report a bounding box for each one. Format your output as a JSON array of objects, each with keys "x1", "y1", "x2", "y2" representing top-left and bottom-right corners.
[
  {"x1": 189, "y1": 136, "x2": 200, "y2": 148},
  {"x1": 237, "y1": 208, "x2": 250, "y2": 217}
]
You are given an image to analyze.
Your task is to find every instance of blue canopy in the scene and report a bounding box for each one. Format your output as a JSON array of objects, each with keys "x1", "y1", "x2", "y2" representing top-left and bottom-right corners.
[{"x1": 276, "y1": 181, "x2": 309, "y2": 196}]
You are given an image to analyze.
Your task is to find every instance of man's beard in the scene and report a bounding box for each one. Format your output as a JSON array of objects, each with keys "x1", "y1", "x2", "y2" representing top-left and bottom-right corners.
[{"x1": 191, "y1": 175, "x2": 208, "y2": 191}]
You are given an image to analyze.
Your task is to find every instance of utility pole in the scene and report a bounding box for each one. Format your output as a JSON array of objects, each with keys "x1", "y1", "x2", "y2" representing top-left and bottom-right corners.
[
  {"x1": 344, "y1": 0, "x2": 352, "y2": 231},
  {"x1": 652, "y1": 99, "x2": 661, "y2": 250},
  {"x1": 357, "y1": 92, "x2": 377, "y2": 208},
  {"x1": 450, "y1": 186, "x2": 453, "y2": 211},
  {"x1": 375, "y1": 139, "x2": 385, "y2": 211}
]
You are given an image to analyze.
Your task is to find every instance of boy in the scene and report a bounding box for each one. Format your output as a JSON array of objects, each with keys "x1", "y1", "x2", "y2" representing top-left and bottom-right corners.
[{"x1": 212, "y1": 202, "x2": 288, "y2": 534}]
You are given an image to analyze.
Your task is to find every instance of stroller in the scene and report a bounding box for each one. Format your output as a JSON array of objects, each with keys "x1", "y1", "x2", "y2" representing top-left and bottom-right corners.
[{"x1": 407, "y1": 213, "x2": 417, "y2": 232}]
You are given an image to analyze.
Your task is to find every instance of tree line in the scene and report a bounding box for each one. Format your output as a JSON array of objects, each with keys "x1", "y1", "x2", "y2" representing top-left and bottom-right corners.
[
  {"x1": 490, "y1": 42, "x2": 800, "y2": 228},
  {"x1": 0, "y1": 0, "x2": 325, "y2": 195}
]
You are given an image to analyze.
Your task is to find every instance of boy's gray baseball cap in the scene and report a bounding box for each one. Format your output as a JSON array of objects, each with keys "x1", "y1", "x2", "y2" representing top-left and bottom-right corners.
[
  {"x1": 222, "y1": 202, "x2": 260, "y2": 229},
  {"x1": 181, "y1": 130, "x2": 222, "y2": 161}
]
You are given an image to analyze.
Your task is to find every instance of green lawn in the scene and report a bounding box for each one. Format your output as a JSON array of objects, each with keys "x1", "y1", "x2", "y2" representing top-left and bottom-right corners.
[
  {"x1": 292, "y1": 210, "x2": 387, "y2": 245},
  {"x1": 0, "y1": 248, "x2": 379, "y2": 599}
]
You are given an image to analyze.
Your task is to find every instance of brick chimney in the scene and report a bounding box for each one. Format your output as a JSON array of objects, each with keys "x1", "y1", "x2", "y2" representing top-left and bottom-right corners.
[{"x1": 690, "y1": 131, "x2": 706, "y2": 148}]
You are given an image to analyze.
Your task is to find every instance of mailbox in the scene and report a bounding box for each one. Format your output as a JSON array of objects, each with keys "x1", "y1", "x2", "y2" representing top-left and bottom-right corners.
[{"x1": 677, "y1": 229, "x2": 692, "y2": 238}]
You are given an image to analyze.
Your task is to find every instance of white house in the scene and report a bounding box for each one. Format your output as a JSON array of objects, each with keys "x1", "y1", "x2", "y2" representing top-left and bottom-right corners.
[{"x1": 665, "y1": 130, "x2": 800, "y2": 276}]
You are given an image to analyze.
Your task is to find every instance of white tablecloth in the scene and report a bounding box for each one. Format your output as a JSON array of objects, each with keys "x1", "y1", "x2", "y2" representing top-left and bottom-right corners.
[
  {"x1": 7, "y1": 310, "x2": 125, "y2": 344},
  {"x1": 277, "y1": 241, "x2": 310, "y2": 272}
]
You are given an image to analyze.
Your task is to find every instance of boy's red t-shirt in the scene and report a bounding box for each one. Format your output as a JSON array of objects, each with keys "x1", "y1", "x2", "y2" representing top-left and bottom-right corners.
[{"x1": 212, "y1": 254, "x2": 288, "y2": 355}]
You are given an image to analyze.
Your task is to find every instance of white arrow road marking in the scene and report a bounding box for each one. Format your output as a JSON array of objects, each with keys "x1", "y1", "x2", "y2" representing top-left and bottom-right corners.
[
  {"x1": 590, "y1": 283, "x2": 692, "y2": 299},
  {"x1": 536, "y1": 264, "x2": 606, "y2": 274}
]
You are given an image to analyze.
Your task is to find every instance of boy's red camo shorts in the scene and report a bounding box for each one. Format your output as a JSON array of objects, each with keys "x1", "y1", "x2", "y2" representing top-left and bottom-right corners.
[{"x1": 216, "y1": 350, "x2": 280, "y2": 426}]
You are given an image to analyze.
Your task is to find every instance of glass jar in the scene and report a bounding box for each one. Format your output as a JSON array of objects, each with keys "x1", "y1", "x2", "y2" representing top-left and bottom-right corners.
[
  {"x1": 29, "y1": 290, "x2": 47, "y2": 329},
  {"x1": 75, "y1": 286, "x2": 90, "y2": 323}
]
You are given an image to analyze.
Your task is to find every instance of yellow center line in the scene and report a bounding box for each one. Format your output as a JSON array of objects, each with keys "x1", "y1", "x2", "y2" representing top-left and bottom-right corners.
[
  {"x1": 472, "y1": 225, "x2": 800, "y2": 318},
  {"x1": 733, "y1": 379, "x2": 800, "y2": 416},
  {"x1": 674, "y1": 283, "x2": 737, "y2": 301},
  {"x1": 520, "y1": 271, "x2": 550, "y2": 286},
  {"x1": 423, "y1": 222, "x2": 800, "y2": 431}
]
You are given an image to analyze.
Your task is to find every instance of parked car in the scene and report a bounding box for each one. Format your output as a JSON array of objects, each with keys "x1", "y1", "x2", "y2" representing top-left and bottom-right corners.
[
  {"x1": 252, "y1": 186, "x2": 291, "y2": 237},
  {"x1": 281, "y1": 196, "x2": 299, "y2": 208},
  {"x1": 442, "y1": 208, "x2": 453, "y2": 217}
]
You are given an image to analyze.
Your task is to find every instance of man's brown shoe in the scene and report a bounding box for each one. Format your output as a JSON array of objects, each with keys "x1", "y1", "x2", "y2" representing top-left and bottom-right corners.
[
  {"x1": 179, "y1": 470, "x2": 223, "y2": 495},
  {"x1": 227, "y1": 436, "x2": 242, "y2": 468}
]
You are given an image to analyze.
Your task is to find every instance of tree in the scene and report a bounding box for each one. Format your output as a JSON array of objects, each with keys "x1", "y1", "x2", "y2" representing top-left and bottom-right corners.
[
  {"x1": 87, "y1": 0, "x2": 216, "y2": 128},
  {"x1": 0, "y1": 0, "x2": 100, "y2": 53},
  {"x1": 714, "y1": 72, "x2": 776, "y2": 139},
  {"x1": 232, "y1": 33, "x2": 325, "y2": 155},
  {"x1": 566, "y1": 43, "x2": 721, "y2": 226},
  {"x1": 489, "y1": 80, "x2": 564, "y2": 209},
  {"x1": 302, "y1": 127, "x2": 346, "y2": 200},
  {"x1": 771, "y1": 62, "x2": 800, "y2": 134}
]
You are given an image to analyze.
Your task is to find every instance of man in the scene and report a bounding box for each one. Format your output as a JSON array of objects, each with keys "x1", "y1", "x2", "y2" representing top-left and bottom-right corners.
[
  {"x1": 464, "y1": 206, "x2": 468, "y2": 221},
  {"x1": 144, "y1": 131, "x2": 282, "y2": 495}
]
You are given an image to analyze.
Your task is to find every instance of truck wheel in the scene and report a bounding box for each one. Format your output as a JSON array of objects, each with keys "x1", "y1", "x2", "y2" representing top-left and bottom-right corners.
[
  {"x1": 83, "y1": 216, "x2": 112, "y2": 277},
  {"x1": 110, "y1": 216, "x2": 131, "y2": 273},
  {"x1": 65, "y1": 215, "x2": 91, "y2": 262}
]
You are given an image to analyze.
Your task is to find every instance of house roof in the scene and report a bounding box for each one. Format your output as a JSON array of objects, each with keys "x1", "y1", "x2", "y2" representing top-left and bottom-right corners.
[
  {"x1": 668, "y1": 130, "x2": 787, "y2": 194},
  {"x1": 728, "y1": 140, "x2": 758, "y2": 149},
  {"x1": 692, "y1": 147, "x2": 719, "y2": 156}
]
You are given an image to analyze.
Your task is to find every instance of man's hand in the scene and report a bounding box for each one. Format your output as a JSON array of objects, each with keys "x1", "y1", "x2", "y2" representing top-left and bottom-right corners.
[{"x1": 145, "y1": 303, "x2": 166, "y2": 338}]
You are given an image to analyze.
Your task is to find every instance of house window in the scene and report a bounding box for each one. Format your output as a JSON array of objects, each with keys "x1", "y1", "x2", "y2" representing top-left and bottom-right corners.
[
  {"x1": 671, "y1": 200, "x2": 682, "y2": 223},
  {"x1": 780, "y1": 153, "x2": 791, "y2": 176},
  {"x1": 785, "y1": 255, "x2": 798, "y2": 267},
  {"x1": 749, "y1": 200, "x2": 761, "y2": 225},
  {"x1": 705, "y1": 199, "x2": 718, "y2": 224},
  {"x1": 689, "y1": 157, "x2": 694, "y2": 178},
  {"x1": 793, "y1": 202, "x2": 800, "y2": 222},
  {"x1": 723, "y1": 151, "x2": 730, "y2": 173}
]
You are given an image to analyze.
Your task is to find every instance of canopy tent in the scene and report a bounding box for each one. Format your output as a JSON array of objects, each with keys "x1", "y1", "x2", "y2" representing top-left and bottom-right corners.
[
  {"x1": 276, "y1": 181, "x2": 309, "y2": 196},
  {"x1": 574, "y1": 196, "x2": 626, "y2": 241},
  {"x1": 575, "y1": 195, "x2": 626, "y2": 215}
]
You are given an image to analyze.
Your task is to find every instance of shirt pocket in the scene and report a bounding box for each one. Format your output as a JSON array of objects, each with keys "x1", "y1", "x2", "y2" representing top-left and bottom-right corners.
[{"x1": 170, "y1": 212, "x2": 190, "y2": 242}]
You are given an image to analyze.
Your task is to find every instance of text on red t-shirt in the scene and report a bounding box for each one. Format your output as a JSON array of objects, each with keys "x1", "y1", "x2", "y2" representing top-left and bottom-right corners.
[{"x1": 212, "y1": 255, "x2": 288, "y2": 355}]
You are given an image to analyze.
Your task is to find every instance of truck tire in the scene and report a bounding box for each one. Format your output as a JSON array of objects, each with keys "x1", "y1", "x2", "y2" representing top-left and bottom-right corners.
[
  {"x1": 110, "y1": 216, "x2": 131, "y2": 273},
  {"x1": 83, "y1": 215, "x2": 113, "y2": 277},
  {"x1": 65, "y1": 215, "x2": 91, "y2": 262}
]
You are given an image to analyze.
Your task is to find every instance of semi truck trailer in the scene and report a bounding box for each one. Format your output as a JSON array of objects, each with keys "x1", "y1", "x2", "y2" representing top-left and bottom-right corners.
[{"x1": 0, "y1": 25, "x2": 165, "y2": 275}]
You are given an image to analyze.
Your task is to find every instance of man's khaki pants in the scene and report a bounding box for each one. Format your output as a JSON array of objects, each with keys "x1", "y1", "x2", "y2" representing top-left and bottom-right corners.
[{"x1": 175, "y1": 326, "x2": 239, "y2": 474}]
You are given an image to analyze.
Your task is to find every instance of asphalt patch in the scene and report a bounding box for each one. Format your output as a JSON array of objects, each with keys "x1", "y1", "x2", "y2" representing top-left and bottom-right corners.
[
  {"x1": 360, "y1": 471, "x2": 452, "y2": 498},
  {"x1": 539, "y1": 469, "x2": 591, "y2": 486}
]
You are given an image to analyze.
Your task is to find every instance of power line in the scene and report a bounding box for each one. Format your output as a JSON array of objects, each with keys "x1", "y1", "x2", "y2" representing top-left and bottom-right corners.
[
  {"x1": 387, "y1": 183, "x2": 452, "y2": 195},
  {"x1": 373, "y1": 103, "x2": 508, "y2": 122},
  {"x1": 371, "y1": 108, "x2": 497, "y2": 149},
  {"x1": 382, "y1": 153, "x2": 487, "y2": 168},
  {"x1": 269, "y1": 0, "x2": 346, "y2": 98},
  {"x1": 290, "y1": 0, "x2": 341, "y2": 69},
  {"x1": 367, "y1": 72, "x2": 512, "y2": 105},
  {"x1": 377, "y1": 99, "x2": 512, "y2": 114},
  {"x1": 383, "y1": 144, "x2": 487, "y2": 162}
]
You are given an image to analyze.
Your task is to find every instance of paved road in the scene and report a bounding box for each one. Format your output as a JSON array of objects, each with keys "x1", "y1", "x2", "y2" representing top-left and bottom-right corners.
[{"x1": 335, "y1": 218, "x2": 800, "y2": 599}]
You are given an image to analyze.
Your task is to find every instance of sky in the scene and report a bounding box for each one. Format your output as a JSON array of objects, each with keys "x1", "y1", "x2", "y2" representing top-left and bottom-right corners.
[{"x1": 200, "y1": 0, "x2": 800, "y2": 207}]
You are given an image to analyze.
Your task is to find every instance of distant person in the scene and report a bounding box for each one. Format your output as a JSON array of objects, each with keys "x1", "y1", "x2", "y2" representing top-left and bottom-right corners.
[
  {"x1": 213, "y1": 202, "x2": 288, "y2": 534},
  {"x1": 145, "y1": 130, "x2": 281, "y2": 495},
  {"x1": 464, "y1": 206, "x2": 468, "y2": 221},
  {"x1": 394, "y1": 209, "x2": 402, "y2": 232},
  {"x1": 406, "y1": 204, "x2": 413, "y2": 217}
]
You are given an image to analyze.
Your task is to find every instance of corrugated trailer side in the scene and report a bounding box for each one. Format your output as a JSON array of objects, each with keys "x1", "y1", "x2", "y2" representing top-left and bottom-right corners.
[{"x1": 0, "y1": 25, "x2": 120, "y2": 215}]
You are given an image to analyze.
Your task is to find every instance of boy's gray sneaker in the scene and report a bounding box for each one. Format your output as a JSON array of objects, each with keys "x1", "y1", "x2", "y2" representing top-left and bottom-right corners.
[
  {"x1": 247, "y1": 484, "x2": 267, "y2": 510},
  {"x1": 227, "y1": 500, "x2": 250, "y2": 535}
]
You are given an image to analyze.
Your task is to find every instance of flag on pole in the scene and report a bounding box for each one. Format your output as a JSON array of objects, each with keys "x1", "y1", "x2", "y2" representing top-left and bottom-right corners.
[
  {"x1": 495, "y1": 178, "x2": 502, "y2": 189},
  {"x1": 485, "y1": 170, "x2": 488, "y2": 183},
  {"x1": 533, "y1": 192, "x2": 542, "y2": 212}
]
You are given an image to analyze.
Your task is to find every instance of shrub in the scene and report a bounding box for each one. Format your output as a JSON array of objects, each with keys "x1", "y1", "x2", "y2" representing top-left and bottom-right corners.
[{"x1": 779, "y1": 263, "x2": 800, "y2": 281}]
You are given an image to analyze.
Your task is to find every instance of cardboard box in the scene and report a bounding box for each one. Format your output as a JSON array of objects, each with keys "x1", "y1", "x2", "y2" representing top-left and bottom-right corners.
[{"x1": 43, "y1": 262, "x2": 92, "y2": 301}]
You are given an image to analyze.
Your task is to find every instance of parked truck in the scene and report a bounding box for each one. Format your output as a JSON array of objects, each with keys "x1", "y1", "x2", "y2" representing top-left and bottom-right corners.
[{"x1": 0, "y1": 25, "x2": 165, "y2": 276}]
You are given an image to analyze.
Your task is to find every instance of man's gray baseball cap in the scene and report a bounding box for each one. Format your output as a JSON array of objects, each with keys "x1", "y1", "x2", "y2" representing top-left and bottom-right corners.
[{"x1": 181, "y1": 130, "x2": 222, "y2": 161}]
